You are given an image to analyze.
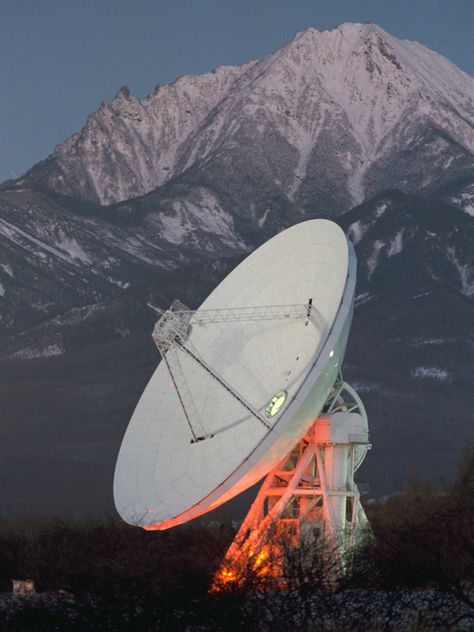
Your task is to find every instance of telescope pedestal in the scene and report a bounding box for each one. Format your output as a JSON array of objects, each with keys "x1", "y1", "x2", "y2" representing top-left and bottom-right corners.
[{"x1": 214, "y1": 409, "x2": 370, "y2": 589}]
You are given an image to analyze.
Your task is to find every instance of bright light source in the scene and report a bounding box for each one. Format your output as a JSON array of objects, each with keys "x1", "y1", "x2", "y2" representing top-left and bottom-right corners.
[{"x1": 264, "y1": 390, "x2": 287, "y2": 418}]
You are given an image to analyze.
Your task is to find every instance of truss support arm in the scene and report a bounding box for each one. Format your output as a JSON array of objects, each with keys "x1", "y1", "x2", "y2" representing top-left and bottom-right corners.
[
  {"x1": 175, "y1": 340, "x2": 272, "y2": 430},
  {"x1": 149, "y1": 298, "x2": 318, "y2": 441},
  {"x1": 149, "y1": 301, "x2": 315, "y2": 329}
]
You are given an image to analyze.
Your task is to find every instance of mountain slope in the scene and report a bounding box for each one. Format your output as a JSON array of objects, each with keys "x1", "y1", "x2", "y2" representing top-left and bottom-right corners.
[
  {"x1": 10, "y1": 22, "x2": 473, "y2": 217},
  {"x1": 0, "y1": 188, "x2": 247, "y2": 336},
  {"x1": 339, "y1": 190, "x2": 474, "y2": 297},
  {"x1": 338, "y1": 192, "x2": 474, "y2": 493}
]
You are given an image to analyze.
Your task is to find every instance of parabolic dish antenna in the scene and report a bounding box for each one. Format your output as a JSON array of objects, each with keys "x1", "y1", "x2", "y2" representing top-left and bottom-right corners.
[{"x1": 114, "y1": 220, "x2": 356, "y2": 531}]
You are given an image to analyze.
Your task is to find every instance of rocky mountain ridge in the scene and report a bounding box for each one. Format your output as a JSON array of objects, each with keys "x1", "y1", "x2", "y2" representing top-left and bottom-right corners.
[{"x1": 10, "y1": 22, "x2": 473, "y2": 213}]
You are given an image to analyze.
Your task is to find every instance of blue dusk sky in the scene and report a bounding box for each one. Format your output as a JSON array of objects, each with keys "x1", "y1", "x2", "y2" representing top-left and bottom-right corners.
[{"x1": 0, "y1": 0, "x2": 472, "y2": 182}]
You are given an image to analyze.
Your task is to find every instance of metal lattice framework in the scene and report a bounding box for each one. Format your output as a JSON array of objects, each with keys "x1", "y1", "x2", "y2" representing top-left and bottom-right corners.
[
  {"x1": 213, "y1": 377, "x2": 371, "y2": 588},
  {"x1": 150, "y1": 299, "x2": 315, "y2": 443}
]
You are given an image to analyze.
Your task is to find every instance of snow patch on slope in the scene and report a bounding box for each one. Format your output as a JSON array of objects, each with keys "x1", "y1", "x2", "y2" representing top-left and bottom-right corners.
[
  {"x1": 156, "y1": 190, "x2": 243, "y2": 248},
  {"x1": 446, "y1": 246, "x2": 474, "y2": 297},
  {"x1": 367, "y1": 240, "x2": 384, "y2": 278},
  {"x1": 258, "y1": 209, "x2": 271, "y2": 227},
  {"x1": 411, "y1": 366, "x2": 449, "y2": 381},
  {"x1": 450, "y1": 185, "x2": 474, "y2": 217},
  {"x1": 57, "y1": 237, "x2": 91, "y2": 264},
  {"x1": 9, "y1": 340, "x2": 65, "y2": 360},
  {"x1": 347, "y1": 220, "x2": 366, "y2": 245},
  {"x1": 387, "y1": 229, "x2": 404, "y2": 257},
  {"x1": 0, "y1": 218, "x2": 81, "y2": 265},
  {"x1": 0, "y1": 263, "x2": 14, "y2": 277},
  {"x1": 347, "y1": 201, "x2": 389, "y2": 245}
]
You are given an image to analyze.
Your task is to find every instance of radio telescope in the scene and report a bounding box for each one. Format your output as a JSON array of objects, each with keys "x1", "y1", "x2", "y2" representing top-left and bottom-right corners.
[{"x1": 114, "y1": 219, "x2": 370, "y2": 583}]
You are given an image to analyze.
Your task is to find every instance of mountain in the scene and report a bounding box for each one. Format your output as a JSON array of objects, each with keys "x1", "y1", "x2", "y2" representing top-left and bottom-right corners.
[
  {"x1": 0, "y1": 188, "x2": 246, "y2": 339},
  {"x1": 1, "y1": 23, "x2": 472, "y2": 334},
  {"x1": 11, "y1": 22, "x2": 473, "y2": 217},
  {"x1": 337, "y1": 192, "x2": 474, "y2": 491},
  {"x1": 0, "y1": 23, "x2": 472, "y2": 520}
]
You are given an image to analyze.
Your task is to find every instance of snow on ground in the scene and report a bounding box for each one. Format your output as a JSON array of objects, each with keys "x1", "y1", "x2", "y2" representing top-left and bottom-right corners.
[
  {"x1": 450, "y1": 187, "x2": 474, "y2": 216},
  {"x1": 446, "y1": 246, "x2": 474, "y2": 297},
  {"x1": 387, "y1": 229, "x2": 404, "y2": 257},
  {"x1": 286, "y1": 109, "x2": 328, "y2": 199},
  {"x1": 57, "y1": 236, "x2": 91, "y2": 264},
  {"x1": 0, "y1": 263, "x2": 13, "y2": 277},
  {"x1": 258, "y1": 208, "x2": 271, "y2": 227},
  {"x1": 411, "y1": 291, "x2": 431, "y2": 299},
  {"x1": 9, "y1": 342, "x2": 64, "y2": 360},
  {"x1": 0, "y1": 218, "x2": 80, "y2": 266},
  {"x1": 106, "y1": 277, "x2": 130, "y2": 289},
  {"x1": 367, "y1": 240, "x2": 384, "y2": 278},
  {"x1": 355, "y1": 292, "x2": 373, "y2": 306},
  {"x1": 158, "y1": 210, "x2": 188, "y2": 245},
  {"x1": 374, "y1": 202, "x2": 388, "y2": 218},
  {"x1": 411, "y1": 366, "x2": 449, "y2": 381},
  {"x1": 408, "y1": 336, "x2": 457, "y2": 347},
  {"x1": 159, "y1": 191, "x2": 242, "y2": 248},
  {"x1": 347, "y1": 220, "x2": 366, "y2": 245},
  {"x1": 347, "y1": 203, "x2": 389, "y2": 245}
]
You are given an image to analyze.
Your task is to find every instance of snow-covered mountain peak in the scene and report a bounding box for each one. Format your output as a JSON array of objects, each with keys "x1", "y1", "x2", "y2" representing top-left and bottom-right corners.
[
  {"x1": 286, "y1": 22, "x2": 473, "y2": 113},
  {"x1": 15, "y1": 23, "x2": 474, "y2": 206},
  {"x1": 288, "y1": 22, "x2": 402, "y2": 62}
]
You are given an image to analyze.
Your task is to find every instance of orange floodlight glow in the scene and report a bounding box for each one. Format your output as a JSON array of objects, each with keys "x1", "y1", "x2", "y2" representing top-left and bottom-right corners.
[
  {"x1": 218, "y1": 568, "x2": 236, "y2": 584},
  {"x1": 212, "y1": 542, "x2": 280, "y2": 591},
  {"x1": 254, "y1": 549, "x2": 268, "y2": 567}
]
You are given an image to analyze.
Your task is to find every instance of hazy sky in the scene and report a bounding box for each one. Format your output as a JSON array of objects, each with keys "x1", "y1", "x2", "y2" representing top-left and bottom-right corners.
[{"x1": 0, "y1": 0, "x2": 472, "y2": 182}]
